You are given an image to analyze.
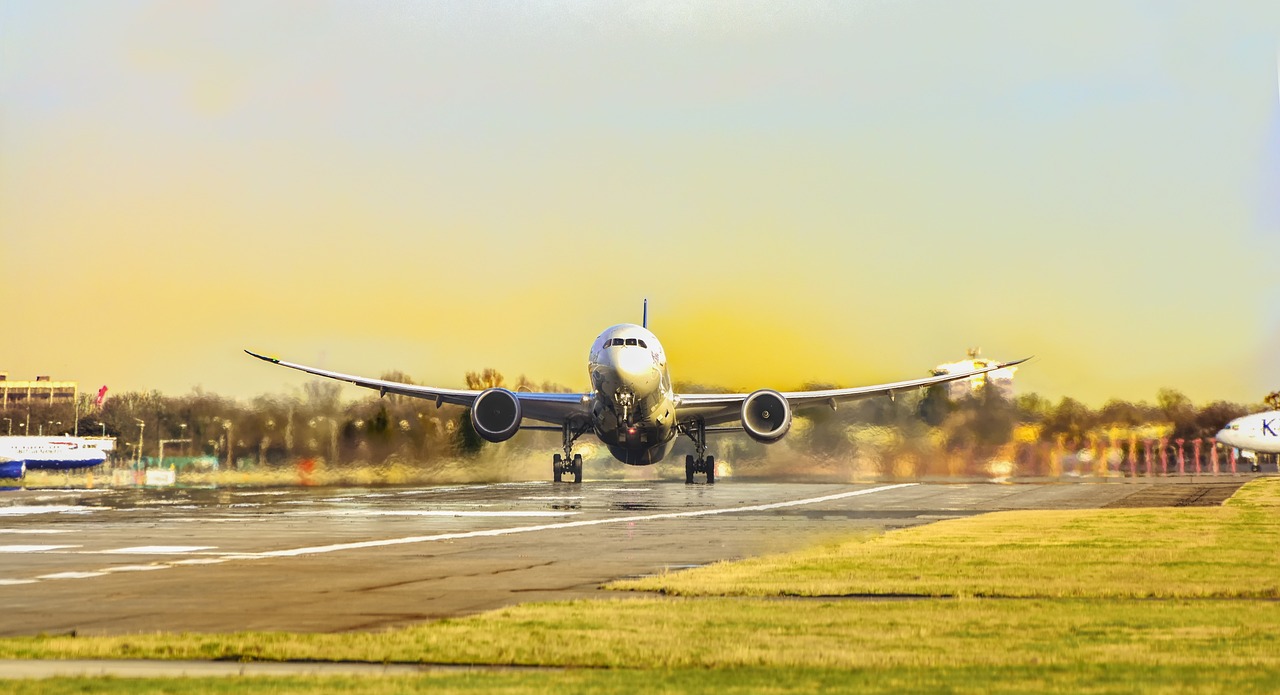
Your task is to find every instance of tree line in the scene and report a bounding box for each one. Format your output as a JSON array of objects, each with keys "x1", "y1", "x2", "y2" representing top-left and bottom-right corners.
[{"x1": 0, "y1": 372, "x2": 1269, "y2": 474}]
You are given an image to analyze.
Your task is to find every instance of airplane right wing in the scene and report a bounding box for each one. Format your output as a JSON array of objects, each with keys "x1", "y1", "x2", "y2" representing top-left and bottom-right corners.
[
  {"x1": 674, "y1": 357, "x2": 1030, "y2": 425},
  {"x1": 244, "y1": 351, "x2": 590, "y2": 426}
]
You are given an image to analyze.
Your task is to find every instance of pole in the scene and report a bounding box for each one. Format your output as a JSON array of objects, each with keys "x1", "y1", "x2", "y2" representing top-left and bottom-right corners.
[{"x1": 135, "y1": 420, "x2": 145, "y2": 467}]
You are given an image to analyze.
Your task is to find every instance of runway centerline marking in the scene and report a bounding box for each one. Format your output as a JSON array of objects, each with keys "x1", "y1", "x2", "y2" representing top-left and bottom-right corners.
[{"x1": 244, "y1": 483, "x2": 918, "y2": 559}]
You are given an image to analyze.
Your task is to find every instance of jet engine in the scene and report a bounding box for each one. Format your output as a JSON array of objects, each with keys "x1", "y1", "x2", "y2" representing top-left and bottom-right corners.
[
  {"x1": 470, "y1": 388, "x2": 523, "y2": 443},
  {"x1": 741, "y1": 389, "x2": 792, "y2": 443}
]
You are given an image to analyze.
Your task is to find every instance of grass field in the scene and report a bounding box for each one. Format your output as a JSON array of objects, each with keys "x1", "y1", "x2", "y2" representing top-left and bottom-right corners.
[
  {"x1": 609, "y1": 477, "x2": 1280, "y2": 598},
  {"x1": 3, "y1": 478, "x2": 1278, "y2": 692}
]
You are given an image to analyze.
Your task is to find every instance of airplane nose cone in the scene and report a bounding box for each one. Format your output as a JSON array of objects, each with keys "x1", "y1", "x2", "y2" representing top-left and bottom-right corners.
[{"x1": 614, "y1": 348, "x2": 660, "y2": 394}]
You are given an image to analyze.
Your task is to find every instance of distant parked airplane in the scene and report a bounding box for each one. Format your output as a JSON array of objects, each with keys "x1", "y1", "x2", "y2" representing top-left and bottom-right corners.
[
  {"x1": 1217, "y1": 411, "x2": 1280, "y2": 472},
  {"x1": 0, "y1": 437, "x2": 110, "y2": 479},
  {"x1": 248, "y1": 307, "x2": 1026, "y2": 483}
]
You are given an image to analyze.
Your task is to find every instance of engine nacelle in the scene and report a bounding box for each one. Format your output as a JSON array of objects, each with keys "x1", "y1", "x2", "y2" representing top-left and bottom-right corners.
[
  {"x1": 741, "y1": 389, "x2": 792, "y2": 443},
  {"x1": 470, "y1": 388, "x2": 522, "y2": 443}
]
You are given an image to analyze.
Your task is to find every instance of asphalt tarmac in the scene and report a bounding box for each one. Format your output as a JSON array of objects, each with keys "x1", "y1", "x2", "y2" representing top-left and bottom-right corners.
[{"x1": 0, "y1": 478, "x2": 1248, "y2": 637}]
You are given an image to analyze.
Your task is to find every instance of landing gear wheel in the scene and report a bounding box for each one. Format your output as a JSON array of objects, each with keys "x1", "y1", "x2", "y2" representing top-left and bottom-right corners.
[
  {"x1": 685, "y1": 454, "x2": 695, "y2": 484},
  {"x1": 572, "y1": 454, "x2": 583, "y2": 484},
  {"x1": 705, "y1": 455, "x2": 716, "y2": 485},
  {"x1": 553, "y1": 454, "x2": 563, "y2": 483}
]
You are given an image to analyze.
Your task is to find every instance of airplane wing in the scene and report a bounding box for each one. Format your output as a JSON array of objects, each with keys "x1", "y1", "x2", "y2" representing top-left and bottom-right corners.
[
  {"x1": 674, "y1": 357, "x2": 1030, "y2": 425},
  {"x1": 244, "y1": 351, "x2": 590, "y2": 426}
]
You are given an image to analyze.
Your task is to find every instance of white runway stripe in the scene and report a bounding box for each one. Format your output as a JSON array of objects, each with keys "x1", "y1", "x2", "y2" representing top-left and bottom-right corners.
[
  {"x1": 248, "y1": 484, "x2": 918, "y2": 559},
  {"x1": 38, "y1": 571, "x2": 106, "y2": 580},
  {"x1": 0, "y1": 505, "x2": 96, "y2": 516},
  {"x1": 0, "y1": 545, "x2": 79, "y2": 553},
  {"x1": 0, "y1": 579, "x2": 38, "y2": 586},
  {"x1": 0, "y1": 529, "x2": 71, "y2": 535},
  {"x1": 100, "y1": 546, "x2": 216, "y2": 554}
]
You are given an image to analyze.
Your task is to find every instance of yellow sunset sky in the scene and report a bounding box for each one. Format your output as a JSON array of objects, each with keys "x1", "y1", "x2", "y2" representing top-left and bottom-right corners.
[{"x1": 2, "y1": 1, "x2": 1278, "y2": 405}]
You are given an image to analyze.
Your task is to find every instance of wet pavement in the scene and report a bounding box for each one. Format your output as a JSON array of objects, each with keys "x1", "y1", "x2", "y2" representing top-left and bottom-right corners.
[{"x1": 0, "y1": 478, "x2": 1249, "y2": 636}]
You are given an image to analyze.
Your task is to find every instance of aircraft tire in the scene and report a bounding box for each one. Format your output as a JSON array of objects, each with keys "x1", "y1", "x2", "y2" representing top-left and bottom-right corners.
[
  {"x1": 685, "y1": 455, "x2": 695, "y2": 484},
  {"x1": 553, "y1": 454, "x2": 563, "y2": 483},
  {"x1": 706, "y1": 456, "x2": 716, "y2": 485},
  {"x1": 572, "y1": 454, "x2": 583, "y2": 484}
]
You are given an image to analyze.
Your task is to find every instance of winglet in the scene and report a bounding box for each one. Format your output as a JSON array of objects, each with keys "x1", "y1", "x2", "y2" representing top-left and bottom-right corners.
[{"x1": 244, "y1": 349, "x2": 281, "y2": 365}]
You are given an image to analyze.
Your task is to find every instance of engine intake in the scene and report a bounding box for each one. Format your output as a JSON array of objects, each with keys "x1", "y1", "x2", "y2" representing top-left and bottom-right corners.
[
  {"x1": 741, "y1": 389, "x2": 792, "y2": 443},
  {"x1": 470, "y1": 388, "x2": 522, "y2": 443}
]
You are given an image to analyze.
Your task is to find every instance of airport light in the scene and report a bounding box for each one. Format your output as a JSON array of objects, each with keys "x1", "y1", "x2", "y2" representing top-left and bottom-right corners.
[{"x1": 135, "y1": 419, "x2": 145, "y2": 467}]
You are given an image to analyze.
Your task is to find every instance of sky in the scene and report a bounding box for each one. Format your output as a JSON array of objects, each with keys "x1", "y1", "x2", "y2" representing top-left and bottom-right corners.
[{"x1": 2, "y1": 0, "x2": 1278, "y2": 407}]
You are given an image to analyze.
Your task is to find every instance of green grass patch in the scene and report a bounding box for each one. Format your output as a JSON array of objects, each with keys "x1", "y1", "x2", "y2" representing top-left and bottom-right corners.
[
  {"x1": 2, "y1": 598, "x2": 1278, "y2": 670},
  {"x1": 610, "y1": 478, "x2": 1280, "y2": 598},
  {"x1": 6, "y1": 665, "x2": 1279, "y2": 695}
]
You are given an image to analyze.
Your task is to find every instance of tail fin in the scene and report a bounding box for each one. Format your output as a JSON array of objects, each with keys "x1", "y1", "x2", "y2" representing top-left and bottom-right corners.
[{"x1": 642, "y1": 298, "x2": 648, "y2": 329}]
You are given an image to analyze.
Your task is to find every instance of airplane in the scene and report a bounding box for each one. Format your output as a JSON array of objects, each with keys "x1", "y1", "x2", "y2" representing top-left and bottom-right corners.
[
  {"x1": 246, "y1": 306, "x2": 1027, "y2": 483},
  {"x1": 0, "y1": 437, "x2": 110, "y2": 479},
  {"x1": 1216, "y1": 410, "x2": 1280, "y2": 473}
]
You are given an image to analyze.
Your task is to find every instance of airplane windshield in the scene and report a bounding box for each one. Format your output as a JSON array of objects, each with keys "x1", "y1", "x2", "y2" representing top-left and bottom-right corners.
[{"x1": 625, "y1": 338, "x2": 638, "y2": 346}]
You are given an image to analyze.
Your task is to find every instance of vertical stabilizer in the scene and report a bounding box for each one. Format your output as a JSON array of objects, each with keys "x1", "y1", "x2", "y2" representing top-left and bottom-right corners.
[{"x1": 643, "y1": 298, "x2": 648, "y2": 328}]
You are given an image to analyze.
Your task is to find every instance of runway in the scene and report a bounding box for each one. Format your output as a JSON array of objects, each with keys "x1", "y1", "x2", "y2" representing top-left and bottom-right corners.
[{"x1": 0, "y1": 479, "x2": 1246, "y2": 636}]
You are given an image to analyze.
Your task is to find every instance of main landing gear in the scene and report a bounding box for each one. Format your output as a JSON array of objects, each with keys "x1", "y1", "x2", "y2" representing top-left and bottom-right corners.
[
  {"x1": 553, "y1": 422, "x2": 587, "y2": 484},
  {"x1": 681, "y1": 419, "x2": 715, "y2": 484}
]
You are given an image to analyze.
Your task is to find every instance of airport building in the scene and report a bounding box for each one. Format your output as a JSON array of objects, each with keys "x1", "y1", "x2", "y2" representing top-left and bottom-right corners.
[
  {"x1": 0, "y1": 373, "x2": 77, "y2": 409},
  {"x1": 931, "y1": 349, "x2": 1017, "y2": 399}
]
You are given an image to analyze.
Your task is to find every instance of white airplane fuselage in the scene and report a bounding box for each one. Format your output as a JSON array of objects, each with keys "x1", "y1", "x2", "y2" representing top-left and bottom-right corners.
[
  {"x1": 1216, "y1": 411, "x2": 1280, "y2": 458},
  {"x1": 0, "y1": 436, "x2": 110, "y2": 478},
  {"x1": 588, "y1": 324, "x2": 678, "y2": 465}
]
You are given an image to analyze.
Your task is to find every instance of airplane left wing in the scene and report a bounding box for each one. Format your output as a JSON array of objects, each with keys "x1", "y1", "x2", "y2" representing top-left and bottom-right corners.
[
  {"x1": 244, "y1": 351, "x2": 590, "y2": 425},
  {"x1": 675, "y1": 357, "x2": 1030, "y2": 425}
]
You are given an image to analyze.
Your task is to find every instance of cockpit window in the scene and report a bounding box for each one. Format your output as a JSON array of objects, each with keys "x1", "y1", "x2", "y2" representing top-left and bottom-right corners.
[
  {"x1": 625, "y1": 338, "x2": 638, "y2": 346},
  {"x1": 637, "y1": 339, "x2": 647, "y2": 348},
  {"x1": 611, "y1": 338, "x2": 625, "y2": 346}
]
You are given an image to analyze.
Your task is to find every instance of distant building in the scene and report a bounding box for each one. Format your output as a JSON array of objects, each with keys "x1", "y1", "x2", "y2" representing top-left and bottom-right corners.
[
  {"x1": 0, "y1": 373, "x2": 78, "y2": 409},
  {"x1": 931, "y1": 349, "x2": 1017, "y2": 400}
]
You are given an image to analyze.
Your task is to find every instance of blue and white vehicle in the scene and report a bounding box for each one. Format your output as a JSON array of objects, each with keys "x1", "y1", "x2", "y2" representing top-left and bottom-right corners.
[{"x1": 0, "y1": 437, "x2": 112, "y2": 479}]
